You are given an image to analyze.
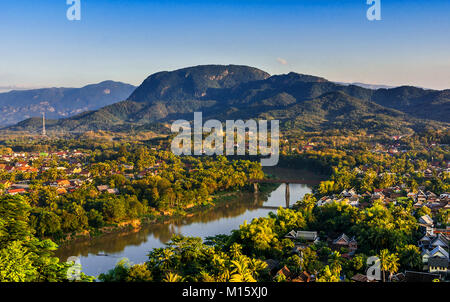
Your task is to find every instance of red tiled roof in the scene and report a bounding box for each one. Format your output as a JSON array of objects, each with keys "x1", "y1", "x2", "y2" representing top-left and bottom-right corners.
[{"x1": 7, "y1": 188, "x2": 26, "y2": 194}]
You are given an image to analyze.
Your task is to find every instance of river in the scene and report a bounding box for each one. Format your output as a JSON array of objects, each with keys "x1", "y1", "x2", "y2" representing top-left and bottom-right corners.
[{"x1": 55, "y1": 167, "x2": 322, "y2": 277}]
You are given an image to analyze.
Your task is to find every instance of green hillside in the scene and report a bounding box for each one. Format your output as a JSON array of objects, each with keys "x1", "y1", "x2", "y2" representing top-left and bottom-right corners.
[{"x1": 7, "y1": 65, "x2": 449, "y2": 134}]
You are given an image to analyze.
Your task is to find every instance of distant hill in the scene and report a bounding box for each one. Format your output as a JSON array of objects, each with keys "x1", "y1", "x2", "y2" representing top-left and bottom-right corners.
[
  {"x1": 0, "y1": 81, "x2": 136, "y2": 126},
  {"x1": 7, "y1": 65, "x2": 449, "y2": 134},
  {"x1": 334, "y1": 82, "x2": 396, "y2": 90}
]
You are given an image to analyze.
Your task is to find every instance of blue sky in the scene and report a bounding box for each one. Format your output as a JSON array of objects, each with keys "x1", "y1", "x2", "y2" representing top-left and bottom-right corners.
[{"x1": 0, "y1": 0, "x2": 449, "y2": 90}]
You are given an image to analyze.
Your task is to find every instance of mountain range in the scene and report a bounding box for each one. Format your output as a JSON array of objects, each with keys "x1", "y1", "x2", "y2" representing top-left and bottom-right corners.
[
  {"x1": 334, "y1": 82, "x2": 397, "y2": 90},
  {"x1": 0, "y1": 81, "x2": 136, "y2": 126},
  {"x1": 6, "y1": 65, "x2": 450, "y2": 134}
]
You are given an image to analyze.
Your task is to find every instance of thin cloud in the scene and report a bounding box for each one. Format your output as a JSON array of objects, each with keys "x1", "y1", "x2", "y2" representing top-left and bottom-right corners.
[{"x1": 276, "y1": 58, "x2": 288, "y2": 65}]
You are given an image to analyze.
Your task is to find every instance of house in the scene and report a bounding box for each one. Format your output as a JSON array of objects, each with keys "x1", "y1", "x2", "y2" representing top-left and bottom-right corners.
[
  {"x1": 428, "y1": 257, "x2": 449, "y2": 274},
  {"x1": 392, "y1": 186, "x2": 402, "y2": 193},
  {"x1": 418, "y1": 235, "x2": 433, "y2": 249},
  {"x1": 430, "y1": 234, "x2": 449, "y2": 249},
  {"x1": 422, "y1": 249, "x2": 431, "y2": 266},
  {"x1": 285, "y1": 230, "x2": 318, "y2": 242},
  {"x1": 422, "y1": 246, "x2": 449, "y2": 266},
  {"x1": 15, "y1": 161, "x2": 29, "y2": 168},
  {"x1": 426, "y1": 191, "x2": 438, "y2": 202},
  {"x1": 390, "y1": 273, "x2": 406, "y2": 282},
  {"x1": 291, "y1": 271, "x2": 311, "y2": 282},
  {"x1": 56, "y1": 187, "x2": 68, "y2": 195},
  {"x1": 7, "y1": 188, "x2": 26, "y2": 195},
  {"x1": 106, "y1": 188, "x2": 119, "y2": 195},
  {"x1": 416, "y1": 190, "x2": 427, "y2": 203},
  {"x1": 348, "y1": 195, "x2": 360, "y2": 207},
  {"x1": 56, "y1": 179, "x2": 71, "y2": 187},
  {"x1": 419, "y1": 214, "x2": 434, "y2": 226},
  {"x1": 317, "y1": 196, "x2": 333, "y2": 207},
  {"x1": 351, "y1": 273, "x2": 369, "y2": 282},
  {"x1": 70, "y1": 179, "x2": 84, "y2": 186},
  {"x1": 331, "y1": 233, "x2": 358, "y2": 253},
  {"x1": 263, "y1": 259, "x2": 280, "y2": 276},
  {"x1": 72, "y1": 150, "x2": 85, "y2": 157},
  {"x1": 137, "y1": 171, "x2": 147, "y2": 178},
  {"x1": 275, "y1": 266, "x2": 293, "y2": 280},
  {"x1": 424, "y1": 169, "x2": 433, "y2": 178},
  {"x1": 407, "y1": 191, "x2": 417, "y2": 199},
  {"x1": 97, "y1": 185, "x2": 109, "y2": 192},
  {"x1": 414, "y1": 200, "x2": 426, "y2": 208},
  {"x1": 79, "y1": 171, "x2": 91, "y2": 177},
  {"x1": 11, "y1": 183, "x2": 30, "y2": 190},
  {"x1": 341, "y1": 188, "x2": 356, "y2": 198},
  {"x1": 55, "y1": 151, "x2": 68, "y2": 158},
  {"x1": 4, "y1": 165, "x2": 14, "y2": 172},
  {"x1": 440, "y1": 193, "x2": 450, "y2": 202},
  {"x1": 371, "y1": 191, "x2": 384, "y2": 201},
  {"x1": 286, "y1": 230, "x2": 319, "y2": 249}
]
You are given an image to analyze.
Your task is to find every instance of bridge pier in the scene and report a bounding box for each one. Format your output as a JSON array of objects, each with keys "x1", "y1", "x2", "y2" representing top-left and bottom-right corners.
[{"x1": 285, "y1": 183, "x2": 290, "y2": 208}]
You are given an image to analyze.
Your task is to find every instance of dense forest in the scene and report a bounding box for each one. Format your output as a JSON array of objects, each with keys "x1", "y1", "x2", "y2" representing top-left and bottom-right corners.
[
  {"x1": 97, "y1": 130, "x2": 449, "y2": 282},
  {"x1": 0, "y1": 128, "x2": 448, "y2": 282}
]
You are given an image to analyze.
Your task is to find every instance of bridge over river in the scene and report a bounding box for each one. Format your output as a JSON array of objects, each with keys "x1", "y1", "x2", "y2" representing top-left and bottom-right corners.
[
  {"x1": 56, "y1": 168, "x2": 320, "y2": 277},
  {"x1": 249, "y1": 178, "x2": 318, "y2": 209}
]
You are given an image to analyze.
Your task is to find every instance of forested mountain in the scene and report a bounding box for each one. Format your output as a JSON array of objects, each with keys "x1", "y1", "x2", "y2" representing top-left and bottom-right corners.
[
  {"x1": 334, "y1": 82, "x2": 396, "y2": 90},
  {"x1": 7, "y1": 65, "x2": 449, "y2": 134},
  {"x1": 0, "y1": 81, "x2": 136, "y2": 126}
]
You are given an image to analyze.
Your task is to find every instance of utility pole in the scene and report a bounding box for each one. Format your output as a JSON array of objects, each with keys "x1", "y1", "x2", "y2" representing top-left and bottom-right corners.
[{"x1": 42, "y1": 112, "x2": 46, "y2": 136}]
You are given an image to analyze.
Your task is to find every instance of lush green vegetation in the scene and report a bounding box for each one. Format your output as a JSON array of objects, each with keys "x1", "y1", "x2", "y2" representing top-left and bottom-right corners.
[
  {"x1": 98, "y1": 201, "x2": 423, "y2": 282},
  {"x1": 0, "y1": 128, "x2": 448, "y2": 282},
  {"x1": 0, "y1": 142, "x2": 263, "y2": 240},
  {"x1": 0, "y1": 194, "x2": 93, "y2": 281},
  {"x1": 98, "y1": 130, "x2": 449, "y2": 282}
]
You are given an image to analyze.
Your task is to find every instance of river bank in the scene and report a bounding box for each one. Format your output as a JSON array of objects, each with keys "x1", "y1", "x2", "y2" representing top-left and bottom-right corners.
[
  {"x1": 55, "y1": 180, "x2": 279, "y2": 247},
  {"x1": 55, "y1": 167, "x2": 322, "y2": 277}
]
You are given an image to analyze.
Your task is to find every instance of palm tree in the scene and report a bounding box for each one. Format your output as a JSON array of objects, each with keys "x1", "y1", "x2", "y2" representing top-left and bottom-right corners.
[
  {"x1": 230, "y1": 256, "x2": 256, "y2": 282},
  {"x1": 387, "y1": 253, "x2": 400, "y2": 282},
  {"x1": 328, "y1": 251, "x2": 343, "y2": 276},
  {"x1": 229, "y1": 243, "x2": 242, "y2": 259},
  {"x1": 212, "y1": 254, "x2": 230, "y2": 282},
  {"x1": 151, "y1": 248, "x2": 175, "y2": 270},
  {"x1": 398, "y1": 245, "x2": 421, "y2": 269},
  {"x1": 247, "y1": 258, "x2": 268, "y2": 280},
  {"x1": 198, "y1": 271, "x2": 215, "y2": 282},
  {"x1": 378, "y1": 249, "x2": 390, "y2": 282},
  {"x1": 163, "y1": 272, "x2": 184, "y2": 282}
]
